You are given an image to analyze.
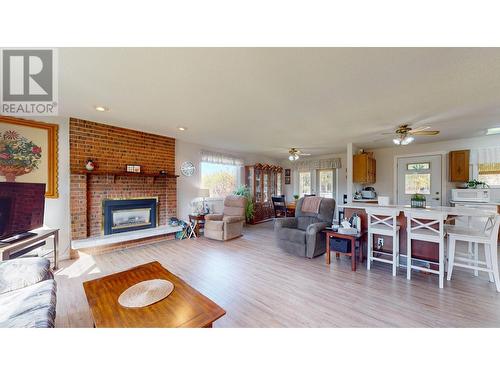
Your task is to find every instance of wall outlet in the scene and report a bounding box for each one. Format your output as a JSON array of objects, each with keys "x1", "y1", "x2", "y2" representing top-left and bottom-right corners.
[{"x1": 377, "y1": 237, "x2": 384, "y2": 249}]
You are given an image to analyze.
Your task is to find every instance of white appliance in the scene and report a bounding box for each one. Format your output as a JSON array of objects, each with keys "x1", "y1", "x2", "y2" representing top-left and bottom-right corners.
[{"x1": 451, "y1": 189, "x2": 490, "y2": 203}]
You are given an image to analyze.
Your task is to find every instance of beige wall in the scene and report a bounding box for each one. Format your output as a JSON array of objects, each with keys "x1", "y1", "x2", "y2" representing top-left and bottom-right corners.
[
  {"x1": 366, "y1": 134, "x2": 500, "y2": 204},
  {"x1": 176, "y1": 140, "x2": 279, "y2": 220}
]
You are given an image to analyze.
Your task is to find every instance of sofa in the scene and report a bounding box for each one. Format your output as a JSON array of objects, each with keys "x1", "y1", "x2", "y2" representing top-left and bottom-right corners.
[
  {"x1": 204, "y1": 195, "x2": 247, "y2": 241},
  {"x1": 0, "y1": 258, "x2": 57, "y2": 328},
  {"x1": 274, "y1": 197, "x2": 335, "y2": 258}
]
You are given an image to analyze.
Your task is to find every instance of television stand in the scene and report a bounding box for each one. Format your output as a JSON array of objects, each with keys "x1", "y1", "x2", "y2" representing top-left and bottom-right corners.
[
  {"x1": 0, "y1": 232, "x2": 37, "y2": 245},
  {"x1": 0, "y1": 228, "x2": 59, "y2": 269}
]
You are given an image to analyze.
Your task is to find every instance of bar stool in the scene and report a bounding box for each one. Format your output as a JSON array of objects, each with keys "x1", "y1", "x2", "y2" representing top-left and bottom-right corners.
[
  {"x1": 446, "y1": 214, "x2": 500, "y2": 292},
  {"x1": 366, "y1": 207, "x2": 400, "y2": 276},
  {"x1": 404, "y1": 209, "x2": 447, "y2": 288}
]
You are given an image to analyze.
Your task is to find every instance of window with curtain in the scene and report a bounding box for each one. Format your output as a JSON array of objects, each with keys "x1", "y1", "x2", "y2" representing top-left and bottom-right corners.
[
  {"x1": 478, "y1": 162, "x2": 500, "y2": 187},
  {"x1": 200, "y1": 151, "x2": 243, "y2": 198},
  {"x1": 474, "y1": 147, "x2": 500, "y2": 187},
  {"x1": 299, "y1": 172, "x2": 311, "y2": 196}
]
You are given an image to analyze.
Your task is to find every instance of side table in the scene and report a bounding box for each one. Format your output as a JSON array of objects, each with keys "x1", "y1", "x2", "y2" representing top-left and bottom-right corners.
[{"x1": 324, "y1": 229, "x2": 366, "y2": 271}]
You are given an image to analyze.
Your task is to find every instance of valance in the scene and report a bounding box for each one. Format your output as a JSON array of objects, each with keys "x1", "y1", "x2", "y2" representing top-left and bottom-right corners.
[
  {"x1": 294, "y1": 158, "x2": 342, "y2": 171},
  {"x1": 201, "y1": 150, "x2": 244, "y2": 166}
]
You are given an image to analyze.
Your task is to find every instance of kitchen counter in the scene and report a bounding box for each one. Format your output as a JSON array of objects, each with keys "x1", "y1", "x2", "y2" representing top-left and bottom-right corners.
[
  {"x1": 339, "y1": 202, "x2": 497, "y2": 216},
  {"x1": 352, "y1": 198, "x2": 378, "y2": 203},
  {"x1": 341, "y1": 202, "x2": 498, "y2": 264},
  {"x1": 450, "y1": 200, "x2": 500, "y2": 206}
]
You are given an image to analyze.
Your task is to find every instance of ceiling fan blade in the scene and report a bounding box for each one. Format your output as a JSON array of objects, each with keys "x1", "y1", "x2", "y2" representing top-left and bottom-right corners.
[
  {"x1": 411, "y1": 130, "x2": 440, "y2": 136},
  {"x1": 299, "y1": 153, "x2": 312, "y2": 156}
]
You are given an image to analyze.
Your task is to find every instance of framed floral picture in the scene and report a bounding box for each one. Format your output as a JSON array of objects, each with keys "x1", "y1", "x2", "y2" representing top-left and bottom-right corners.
[{"x1": 0, "y1": 116, "x2": 59, "y2": 198}]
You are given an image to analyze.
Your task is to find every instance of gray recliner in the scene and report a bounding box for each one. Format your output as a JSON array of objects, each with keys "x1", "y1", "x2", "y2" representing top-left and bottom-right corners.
[{"x1": 274, "y1": 197, "x2": 335, "y2": 258}]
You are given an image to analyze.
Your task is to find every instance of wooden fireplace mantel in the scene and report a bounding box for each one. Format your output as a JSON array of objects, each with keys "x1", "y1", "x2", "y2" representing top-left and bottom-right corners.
[{"x1": 71, "y1": 170, "x2": 179, "y2": 183}]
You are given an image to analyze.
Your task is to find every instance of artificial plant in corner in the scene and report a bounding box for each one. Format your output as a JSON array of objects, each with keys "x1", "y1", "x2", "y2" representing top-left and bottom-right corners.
[{"x1": 234, "y1": 185, "x2": 255, "y2": 222}]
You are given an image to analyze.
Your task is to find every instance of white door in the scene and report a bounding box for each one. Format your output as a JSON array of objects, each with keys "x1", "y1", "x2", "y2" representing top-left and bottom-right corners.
[{"x1": 397, "y1": 155, "x2": 442, "y2": 206}]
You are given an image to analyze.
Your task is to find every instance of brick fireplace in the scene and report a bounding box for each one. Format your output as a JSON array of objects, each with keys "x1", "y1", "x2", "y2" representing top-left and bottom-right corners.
[{"x1": 69, "y1": 118, "x2": 177, "y2": 256}]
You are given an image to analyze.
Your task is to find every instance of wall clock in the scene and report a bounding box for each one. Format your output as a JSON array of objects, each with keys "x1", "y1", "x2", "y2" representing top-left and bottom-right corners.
[{"x1": 180, "y1": 161, "x2": 195, "y2": 176}]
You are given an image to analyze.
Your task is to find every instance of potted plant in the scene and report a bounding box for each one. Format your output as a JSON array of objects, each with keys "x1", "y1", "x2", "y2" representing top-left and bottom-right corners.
[
  {"x1": 293, "y1": 194, "x2": 299, "y2": 201},
  {"x1": 466, "y1": 179, "x2": 489, "y2": 189},
  {"x1": 410, "y1": 193, "x2": 426, "y2": 208},
  {"x1": 234, "y1": 185, "x2": 255, "y2": 222}
]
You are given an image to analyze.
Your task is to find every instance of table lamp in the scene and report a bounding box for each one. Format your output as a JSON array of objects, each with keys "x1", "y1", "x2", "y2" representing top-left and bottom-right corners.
[{"x1": 198, "y1": 188, "x2": 210, "y2": 213}]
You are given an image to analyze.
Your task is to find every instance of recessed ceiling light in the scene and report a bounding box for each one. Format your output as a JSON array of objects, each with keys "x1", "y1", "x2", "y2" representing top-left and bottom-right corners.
[
  {"x1": 486, "y1": 127, "x2": 500, "y2": 135},
  {"x1": 94, "y1": 106, "x2": 109, "y2": 112},
  {"x1": 177, "y1": 127, "x2": 187, "y2": 131}
]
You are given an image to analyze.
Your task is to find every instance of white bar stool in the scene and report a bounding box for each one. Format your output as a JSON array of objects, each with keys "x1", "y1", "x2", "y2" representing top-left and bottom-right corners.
[
  {"x1": 446, "y1": 214, "x2": 500, "y2": 292},
  {"x1": 366, "y1": 207, "x2": 400, "y2": 276},
  {"x1": 404, "y1": 209, "x2": 447, "y2": 288}
]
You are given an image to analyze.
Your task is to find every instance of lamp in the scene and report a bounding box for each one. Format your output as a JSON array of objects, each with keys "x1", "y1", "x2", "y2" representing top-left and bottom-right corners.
[{"x1": 198, "y1": 188, "x2": 210, "y2": 214}]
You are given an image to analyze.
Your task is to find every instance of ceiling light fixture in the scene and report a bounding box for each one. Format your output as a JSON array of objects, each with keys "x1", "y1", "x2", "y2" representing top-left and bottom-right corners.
[
  {"x1": 486, "y1": 127, "x2": 500, "y2": 135},
  {"x1": 393, "y1": 134, "x2": 414, "y2": 146},
  {"x1": 94, "y1": 106, "x2": 109, "y2": 112},
  {"x1": 177, "y1": 127, "x2": 187, "y2": 131}
]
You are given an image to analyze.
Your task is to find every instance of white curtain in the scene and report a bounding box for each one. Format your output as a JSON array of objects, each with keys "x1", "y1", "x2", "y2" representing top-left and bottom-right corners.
[
  {"x1": 294, "y1": 158, "x2": 342, "y2": 172},
  {"x1": 201, "y1": 150, "x2": 244, "y2": 166}
]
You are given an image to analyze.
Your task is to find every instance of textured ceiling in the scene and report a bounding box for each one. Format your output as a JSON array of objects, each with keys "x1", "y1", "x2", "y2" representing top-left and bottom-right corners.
[{"x1": 58, "y1": 48, "x2": 500, "y2": 159}]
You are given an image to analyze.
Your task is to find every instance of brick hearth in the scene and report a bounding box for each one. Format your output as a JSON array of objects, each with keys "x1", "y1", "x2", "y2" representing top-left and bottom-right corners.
[{"x1": 69, "y1": 118, "x2": 177, "y2": 253}]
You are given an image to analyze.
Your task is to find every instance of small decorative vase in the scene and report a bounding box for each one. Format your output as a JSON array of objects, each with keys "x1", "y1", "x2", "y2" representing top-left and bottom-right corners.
[
  {"x1": 410, "y1": 198, "x2": 426, "y2": 208},
  {"x1": 85, "y1": 159, "x2": 95, "y2": 171}
]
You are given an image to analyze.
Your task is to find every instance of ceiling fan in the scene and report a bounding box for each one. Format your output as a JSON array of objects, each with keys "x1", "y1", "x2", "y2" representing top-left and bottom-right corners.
[
  {"x1": 384, "y1": 124, "x2": 440, "y2": 145},
  {"x1": 288, "y1": 147, "x2": 311, "y2": 161}
]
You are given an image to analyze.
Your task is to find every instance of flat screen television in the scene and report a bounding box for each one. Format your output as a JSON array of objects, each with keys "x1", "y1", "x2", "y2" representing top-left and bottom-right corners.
[{"x1": 0, "y1": 182, "x2": 46, "y2": 241}]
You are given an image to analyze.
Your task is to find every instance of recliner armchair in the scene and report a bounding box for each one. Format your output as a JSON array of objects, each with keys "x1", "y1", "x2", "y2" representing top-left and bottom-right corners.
[
  {"x1": 274, "y1": 197, "x2": 335, "y2": 258},
  {"x1": 204, "y1": 195, "x2": 247, "y2": 241}
]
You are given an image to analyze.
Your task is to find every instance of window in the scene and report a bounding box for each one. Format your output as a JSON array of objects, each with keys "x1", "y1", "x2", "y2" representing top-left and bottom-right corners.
[
  {"x1": 478, "y1": 162, "x2": 500, "y2": 187},
  {"x1": 318, "y1": 170, "x2": 334, "y2": 198},
  {"x1": 405, "y1": 173, "x2": 431, "y2": 194},
  {"x1": 299, "y1": 172, "x2": 311, "y2": 196},
  {"x1": 407, "y1": 162, "x2": 430, "y2": 171},
  {"x1": 201, "y1": 162, "x2": 239, "y2": 198}
]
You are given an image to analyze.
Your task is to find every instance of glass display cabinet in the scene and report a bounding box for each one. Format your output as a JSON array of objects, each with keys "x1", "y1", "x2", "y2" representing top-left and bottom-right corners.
[{"x1": 244, "y1": 163, "x2": 284, "y2": 224}]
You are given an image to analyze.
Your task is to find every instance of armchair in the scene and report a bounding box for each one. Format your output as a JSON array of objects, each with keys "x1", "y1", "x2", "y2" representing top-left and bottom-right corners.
[
  {"x1": 274, "y1": 197, "x2": 335, "y2": 258},
  {"x1": 204, "y1": 195, "x2": 247, "y2": 241}
]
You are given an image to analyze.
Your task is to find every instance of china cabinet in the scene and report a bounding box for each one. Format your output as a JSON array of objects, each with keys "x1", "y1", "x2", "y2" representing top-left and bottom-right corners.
[{"x1": 245, "y1": 163, "x2": 284, "y2": 224}]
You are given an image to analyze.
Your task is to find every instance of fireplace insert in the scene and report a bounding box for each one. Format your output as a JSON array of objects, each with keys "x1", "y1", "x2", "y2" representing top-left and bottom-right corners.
[{"x1": 102, "y1": 198, "x2": 158, "y2": 235}]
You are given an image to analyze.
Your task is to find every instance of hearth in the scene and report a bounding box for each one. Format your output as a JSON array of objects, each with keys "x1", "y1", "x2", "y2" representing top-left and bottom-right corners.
[{"x1": 103, "y1": 198, "x2": 158, "y2": 235}]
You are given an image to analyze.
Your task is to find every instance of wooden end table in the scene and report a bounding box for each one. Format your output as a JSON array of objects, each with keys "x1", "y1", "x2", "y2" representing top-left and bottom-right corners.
[
  {"x1": 324, "y1": 229, "x2": 366, "y2": 271},
  {"x1": 83, "y1": 261, "x2": 226, "y2": 328}
]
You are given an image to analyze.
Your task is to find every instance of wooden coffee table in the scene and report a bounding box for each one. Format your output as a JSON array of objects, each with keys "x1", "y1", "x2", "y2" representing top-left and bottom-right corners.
[{"x1": 83, "y1": 261, "x2": 225, "y2": 328}]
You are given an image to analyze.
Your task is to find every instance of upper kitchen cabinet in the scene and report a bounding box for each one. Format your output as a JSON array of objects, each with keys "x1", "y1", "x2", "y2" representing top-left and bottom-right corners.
[
  {"x1": 353, "y1": 153, "x2": 376, "y2": 184},
  {"x1": 449, "y1": 150, "x2": 470, "y2": 182}
]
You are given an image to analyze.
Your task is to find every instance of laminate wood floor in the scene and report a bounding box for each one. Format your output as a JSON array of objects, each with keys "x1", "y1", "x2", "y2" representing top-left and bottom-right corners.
[{"x1": 55, "y1": 222, "x2": 500, "y2": 327}]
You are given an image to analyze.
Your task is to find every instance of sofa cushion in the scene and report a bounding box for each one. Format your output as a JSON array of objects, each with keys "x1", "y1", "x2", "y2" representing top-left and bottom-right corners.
[
  {"x1": 297, "y1": 216, "x2": 320, "y2": 231},
  {"x1": 0, "y1": 258, "x2": 53, "y2": 295},
  {"x1": 277, "y1": 227, "x2": 306, "y2": 244},
  {"x1": 0, "y1": 279, "x2": 57, "y2": 328}
]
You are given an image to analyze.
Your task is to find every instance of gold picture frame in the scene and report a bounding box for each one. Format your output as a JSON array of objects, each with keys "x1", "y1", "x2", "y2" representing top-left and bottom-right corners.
[{"x1": 0, "y1": 116, "x2": 59, "y2": 198}]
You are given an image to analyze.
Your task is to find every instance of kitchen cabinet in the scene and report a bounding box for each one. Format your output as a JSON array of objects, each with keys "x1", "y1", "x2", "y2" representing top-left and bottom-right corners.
[
  {"x1": 449, "y1": 150, "x2": 469, "y2": 182},
  {"x1": 353, "y1": 153, "x2": 376, "y2": 184}
]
